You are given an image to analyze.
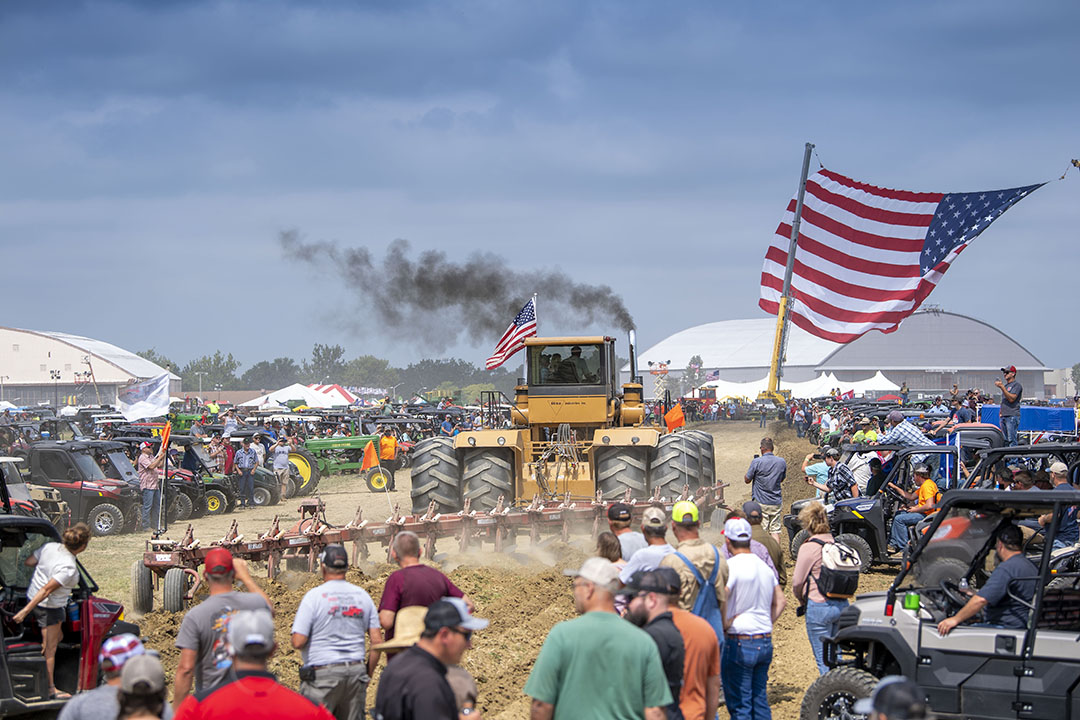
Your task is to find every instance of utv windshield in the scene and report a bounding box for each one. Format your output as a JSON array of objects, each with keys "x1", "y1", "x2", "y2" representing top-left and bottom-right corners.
[
  {"x1": 72, "y1": 452, "x2": 107, "y2": 482},
  {"x1": 908, "y1": 505, "x2": 1004, "y2": 585},
  {"x1": 0, "y1": 462, "x2": 33, "y2": 503},
  {"x1": 530, "y1": 344, "x2": 604, "y2": 385},
  {"x1": 0, "y1": 529, "x2": 52, "y2": 588}
]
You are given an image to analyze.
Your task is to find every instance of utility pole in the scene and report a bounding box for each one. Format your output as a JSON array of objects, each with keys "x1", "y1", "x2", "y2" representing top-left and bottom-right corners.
[
  {"x1": 0, "y1": 376, "x2": 8, "y2": 402},
  {"x1": 195, "y1": 371, "x2": 208, "y2": 396}
]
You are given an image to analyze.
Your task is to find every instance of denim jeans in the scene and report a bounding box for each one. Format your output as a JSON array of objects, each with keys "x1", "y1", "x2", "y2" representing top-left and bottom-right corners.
[
  {"x1": 805, "y1": 598, "x2": 848, "y2": 674},
  {"x1": 141, "y1": 488, "x2": 161, "y2": 530},
  {"x1": 721, "y1": 635, "x2": 773, "y2": 720},
  {"x1": 238, "y1": 469, "x2": 255, "y2": 507},
  {"x1": 1001, "y1": 415, "x2": 1020, "y2": 446},
  {"x1": 890, "y1": 511, "x2": 924, "y2": 548}
]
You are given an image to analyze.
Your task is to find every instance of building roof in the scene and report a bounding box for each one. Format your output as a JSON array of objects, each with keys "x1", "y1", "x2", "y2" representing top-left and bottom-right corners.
[
  {"x1": 816, "y1": 309, "x2": 1046, "y2": 371},
  {"x1": 632, "y1": 318, "x2": 840, "y2": 371},
  {"x1": 12, "y1": 328, "x2": 180, "y2": 380}
]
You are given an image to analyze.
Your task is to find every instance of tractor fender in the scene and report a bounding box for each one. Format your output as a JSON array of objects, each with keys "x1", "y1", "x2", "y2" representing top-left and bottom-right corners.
[
  {"x1": 587, "y1": 427, "x2": 661, "y2": 463},
  {"x1": 453, "y1": 431, "x2": 527, "y2": 467}
]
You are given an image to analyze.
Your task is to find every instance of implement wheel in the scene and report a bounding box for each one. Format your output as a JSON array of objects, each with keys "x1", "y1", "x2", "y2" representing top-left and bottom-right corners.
[
  {"x1": 410, "y1": 437, "x2": 462, "y2": 515},
  {"x1": 289, "y1": 448, "x2": 321, "y2": 496},
  {"x1": 163, "y1": 568, "x2": 190, "y2": 613},
  {"x1": 596, "y1": 447, "x2": 649, "y2": 501},
  {"x1": 462, "y1": 449, "x2": 514, "y2": 512},
  {"x1": 131, "y1": 560, "x2": 153, "y2": 615}
]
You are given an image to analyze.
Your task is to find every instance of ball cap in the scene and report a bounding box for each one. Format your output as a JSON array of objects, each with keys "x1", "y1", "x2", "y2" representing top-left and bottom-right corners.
[
  {"x1": 1001, "y1": 365, "x2": 1017, "y2": 374},
  {"x1": 320, "y1": 544, "x2": 349, "y2": 571},
  {"x1": 424, "y1": 597, "x2": 489, "y2": 633},
  {"x1": 607, "y1": 502, "x2": 632, "y2": 522},
  {"x1": 724, "y1": 517, "x2": 752, "y2": 542},
  {"x1": 641, "y1": 506, "x2": 667, "y2": 528},
  {"x1": 886, "y1": 410, "x2": 905, "y2": 424},
  {"x1": 227, "y1": 608, "x2": 275, "y2": 654},
  {"x1": 1049, "y1": 461, "x2": 1069, "y2": 475},
  {"x1": 618, "y1": 568, "x2": 681, "y2": 597},
  {"x1": 671, "y1": 500, "x2": 699, "y2": 524},
  {"x1": 120, "y1": 653, "x2": 166, "y2": 694},
  {"x1": 99, "y1": 633, "x2": 145, "y2": 673},
  {"x1": 742, "y1": 500, "x2": 763, "y2": 519},
  {"x1": 853, "y1": 675, "x2": 924, "y2": 717},
  {"x1": 204, "y1": 547, "x2": 234, "y2": 575},
  {"x1": 563, "y1": 556, "x2": 621, "y2": 593}
]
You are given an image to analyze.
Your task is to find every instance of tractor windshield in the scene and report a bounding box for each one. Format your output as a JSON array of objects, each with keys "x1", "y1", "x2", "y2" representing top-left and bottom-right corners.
[{"x1": 530, "y1": 344, "x2": 604, "y2": 385}]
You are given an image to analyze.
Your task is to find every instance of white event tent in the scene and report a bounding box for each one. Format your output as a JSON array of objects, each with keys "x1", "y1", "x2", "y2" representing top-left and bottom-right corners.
[{"x1": 239, "y1": 383, "x2": 345, "y2": 409}]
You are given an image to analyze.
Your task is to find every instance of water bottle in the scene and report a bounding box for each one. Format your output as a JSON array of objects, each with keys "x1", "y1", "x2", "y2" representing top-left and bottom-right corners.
[
  {"x1": 67, "y1": 599, "x2": 81, "y2": 631},
  {"x1": 958, "y1": 577, "x2": 969, "y2": 592}
]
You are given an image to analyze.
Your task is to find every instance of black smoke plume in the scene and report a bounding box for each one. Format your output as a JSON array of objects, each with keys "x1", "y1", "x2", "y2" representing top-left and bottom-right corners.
[{"x1": 280, "y1": 230, "x2": 634, "y2": 348}]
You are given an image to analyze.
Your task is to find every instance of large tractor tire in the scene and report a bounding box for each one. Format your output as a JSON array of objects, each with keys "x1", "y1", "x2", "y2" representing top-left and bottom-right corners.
[
  {"x1": 462, "y1": 449, "x2": 515, "y2": 513},
  {"x1": 88, "y1": 503, "x2": 125, "y2": 537},
  {"x1": 650, "y1": 433, "x2": 704, "y2": 499},
  {"x1": 289, "y1": 448, "x2": 321, "y2": 496},
  {"x1": 595, "y1": 447, "x2": 649, "y2": 501},
  {"x1": 800, "y1": 667, "x2": 879, "y2": 720},
  {"x1": 684, "y1": 430, "x2": 716, "y2": 486},
  {"x1": 131, "y1": 560, "x2": 154, "y2": 615},
  {"x1": 163, "y1": 568, "x2": 190, "y2": 613},
  {"x1": 409, "y1": 437, "x2": 462, "y2": 515}
]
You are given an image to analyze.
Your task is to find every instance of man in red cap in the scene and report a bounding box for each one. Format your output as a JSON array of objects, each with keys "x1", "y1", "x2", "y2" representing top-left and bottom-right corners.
[
  {"x1": 996, "y1": 365, "x2": 1023, "y2": 446},
  {"x1": 173, "y1": 548, "x2": 273, "y2": 704}
]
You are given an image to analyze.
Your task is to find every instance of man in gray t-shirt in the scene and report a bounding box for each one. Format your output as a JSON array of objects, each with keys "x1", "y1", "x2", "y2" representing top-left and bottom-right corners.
[
  {"x1": 271, "y1": 436, "x2": 297, "y2": 499},
  {"x1": 996, "y1": 365, "x2": 1023, "y2": 446},
  {"x1": 291, "y1": 545, "x2": 383, "y2": 720},
  {"x1": 173, "y1": 549, "x2": 272, "y2": 703},
  {"x1": 744, "y1": 437, "x2": 787, "y2": 542}
]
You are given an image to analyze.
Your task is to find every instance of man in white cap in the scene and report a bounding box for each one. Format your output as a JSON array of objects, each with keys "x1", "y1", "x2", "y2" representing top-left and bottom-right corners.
[
  {"x1": 525, "y1": 557, "x2": 671, "y2": 720},
  {"x1": 374, "y1": 598, "x2": 488, "y2": 720},
  {"x1": 58, "y1": 634, "x2": 174, "y2": 720},
  {"x1": 173, "y1": 609, "x2": 333, "y2": 720},
  {"x1": 720, "y1": 517, "x2": 786, "y2": 720}
]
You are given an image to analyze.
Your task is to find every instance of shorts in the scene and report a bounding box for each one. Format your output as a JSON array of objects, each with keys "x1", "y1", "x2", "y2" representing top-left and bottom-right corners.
[
  {"x1": 759, "y1": 504, "x2": 782, "y2": 534},
  {"x1": 32, "y1": 605, "x2": 65, "y2": 628}
]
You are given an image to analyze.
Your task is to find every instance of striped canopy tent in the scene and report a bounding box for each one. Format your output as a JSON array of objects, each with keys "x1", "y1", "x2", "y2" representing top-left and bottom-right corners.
[{"x1": 306, "y1": 384, "x2": 358, "y2": 405}]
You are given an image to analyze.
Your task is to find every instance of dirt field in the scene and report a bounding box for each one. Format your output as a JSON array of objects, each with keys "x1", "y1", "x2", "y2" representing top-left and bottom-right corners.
[{"x1": 81, "y1": 420, "x2": 896, "y2": 719}]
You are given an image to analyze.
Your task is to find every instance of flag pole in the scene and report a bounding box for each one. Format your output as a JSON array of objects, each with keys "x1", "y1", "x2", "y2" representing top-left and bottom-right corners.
[{"x1": 765, "y1": 141, "x2": 814, "y2": 399}]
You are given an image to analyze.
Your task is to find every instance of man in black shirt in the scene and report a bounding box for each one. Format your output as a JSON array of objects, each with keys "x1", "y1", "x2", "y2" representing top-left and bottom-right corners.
[
  {"x1": 622, "y1": 569, "x2": 685, "y2": 720},
  {"x1": 937, "y1": 525, "x2": 1037, "y2": 635},
  {"x1": 373, "y1": 598, "x2": 488, "y2": 720},
  {"x1": 865, "y1": 457, "x2": 887, "y2": 497}
]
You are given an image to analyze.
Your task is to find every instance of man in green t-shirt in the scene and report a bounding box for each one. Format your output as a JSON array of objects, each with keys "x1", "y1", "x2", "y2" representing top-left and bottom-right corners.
[{"x1": 525, "y1": 557, "x2": 671, "y2": 720}]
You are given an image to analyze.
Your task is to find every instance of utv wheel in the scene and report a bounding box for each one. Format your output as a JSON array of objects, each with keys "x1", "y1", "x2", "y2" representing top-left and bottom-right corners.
[
  {"x1": 915, "y1": 556, "x2": 969, "y2": 587},
  {"x1": 596, "y1": 447, "x2": 649, "y2": 501},
  {"x1": 204, "y1": 490, "x2": 228, "y2": 516},
  {"x1": 252, "y1": 487, "x2": 273, "y2": 507},
  {"x1": 790, "y1": 529, "x2": 811, "y2": 560},
  {"x1": 364, "y1": 467, "x2": 394, "y2": 493},
  {"x1": 172, "y1": 492, "x2": 194, "y2": 522},
  {"x1": 190, "y1": 493, "x2": 208, "y2": 518},
  {"x1": 284, "y1": 477, "x2": 296, "y2": 499},
  {"x1": 650, "y1": 433, "x2": 704, "y2": 498},
  {"x1": 131, "y1": 560, "x2": 154, "y2": 615},
  {"x1": 410, "y1": 437, "x2": 462, "y2": 515},
  {"x1": 462, "y1": 449, "x2": 514, "y2": 513},
  {"x1": 88, "y1": 503, "x2": 125, "y2": 537},
  {"x1": 289, "y1": 448, "x2": 321, "y2": 496},
  {"x1": 835, "y1": 533, "x2": 874, "y2": 573},
  {"x1": 800, "y1": 667, "x2": 879, "y2": 720},
  {"x1": 163, "y1": 568, "x2": 189, "y2": 613}
]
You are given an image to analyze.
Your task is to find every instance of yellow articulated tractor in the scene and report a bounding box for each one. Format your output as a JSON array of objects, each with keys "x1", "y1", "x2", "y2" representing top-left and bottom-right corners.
[{"x1": 409, "y1": 332, "x2": 716, "y2": 515}]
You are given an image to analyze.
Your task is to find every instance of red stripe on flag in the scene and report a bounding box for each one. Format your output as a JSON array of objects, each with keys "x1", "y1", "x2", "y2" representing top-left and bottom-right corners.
[
  {"x1": 817, "y1": 169, "x2": 945, "y2": 204},
  {"x1": 803, "y1": 181, "x2": 937, "y2": 227}
]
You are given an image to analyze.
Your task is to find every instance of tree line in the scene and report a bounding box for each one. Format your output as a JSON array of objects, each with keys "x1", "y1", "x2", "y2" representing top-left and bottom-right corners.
[{"x1": 136, "y1": 344, "x2": 519, "y2": 402}]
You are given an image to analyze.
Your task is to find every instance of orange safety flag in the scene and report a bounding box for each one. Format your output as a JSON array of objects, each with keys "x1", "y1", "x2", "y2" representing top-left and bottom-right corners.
[
  {"x1": 160, "y1": 421, "x2": 172, "y2": 451},
  {"x1": 360, "y1": 440, "x2": 379, "y2": 472},
  {"x1": 664, "y1": 403, "x2": 686, "y2": 431}
]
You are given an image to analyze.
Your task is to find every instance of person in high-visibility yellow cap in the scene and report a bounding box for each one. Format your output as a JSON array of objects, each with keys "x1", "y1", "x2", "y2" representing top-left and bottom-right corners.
[{"x1": 660, "y1": 501, "x2": 728, "y2": 614}]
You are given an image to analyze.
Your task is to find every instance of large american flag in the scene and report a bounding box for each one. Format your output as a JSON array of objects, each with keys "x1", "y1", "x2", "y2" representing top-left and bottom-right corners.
[
  {"x1": 759, "y1": 168, "x2": 1043, "y2": 343},
  {"x1": 485, "y1": 297, "x2": 537, "y2": 369}
]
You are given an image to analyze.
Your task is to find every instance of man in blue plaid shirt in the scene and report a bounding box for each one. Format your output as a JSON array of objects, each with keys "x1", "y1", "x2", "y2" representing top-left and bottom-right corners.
[
  {"x1": 234, "y1": 437, "x2": 260, "y2": 508},
  {"x1": 876, "y1": 410, "x2": 937, "y2": 469}
]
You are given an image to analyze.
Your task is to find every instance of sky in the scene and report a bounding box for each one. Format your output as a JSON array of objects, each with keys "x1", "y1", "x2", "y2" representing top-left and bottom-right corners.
[{"x1": 2, "y1": 0, "x2": 1078, "y2": 372}]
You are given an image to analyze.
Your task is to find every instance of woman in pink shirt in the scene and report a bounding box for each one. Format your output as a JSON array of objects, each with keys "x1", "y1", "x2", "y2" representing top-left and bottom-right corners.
[{"x1": 793, "y1": 501, "x2": 849, "y2": 674}]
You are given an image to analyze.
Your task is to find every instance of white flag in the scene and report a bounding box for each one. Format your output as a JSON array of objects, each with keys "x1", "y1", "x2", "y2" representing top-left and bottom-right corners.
[{"x1": 117, "y1": 373, "x2": 172, "y2": 421}]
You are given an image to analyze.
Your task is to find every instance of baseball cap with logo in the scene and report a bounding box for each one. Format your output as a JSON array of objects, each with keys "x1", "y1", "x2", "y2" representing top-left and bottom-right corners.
[
  {"x1": 204, "y1": 547, "x2": 234, "y2": 575},
  {"x1": 853, "y1": 676, "x2": 925, "y2": 717},
  {"x1": 424, "y1": 597, "x2": 489, "y2": 633},
  {"x1": 671, "y1": 500, "x2": 699, "y2": 524},
  {"x1": 120, "y1": 653, "x2": 166, "y2": 694},
  {"x1": 563, "y1": 556, "x2": 621, "y2": 592},
  {"x1": 99, "y1": 633, "x2": 145, "y2": 674},
  {"x1": 320, "y1": 544, "x2": 349, "y2": 571},
  {"x1": 724, "y1": 517, "x2": 752, "y2": 542},
  {"x1": 1049, "y1": 461, "x2": 1069, "y2": 476},
  {"x1": 227, "y1": 608, "x2": 275, "y2": 655},
  {"x1": 1001, "y1": 365, "x2": 1017, "y2": 374},
  {"x1": 641, "y1": 507, "x2": 667, "y2": 528},
  {"x1": 606, "y1": 503, "x2": 632, "y2": 522}
]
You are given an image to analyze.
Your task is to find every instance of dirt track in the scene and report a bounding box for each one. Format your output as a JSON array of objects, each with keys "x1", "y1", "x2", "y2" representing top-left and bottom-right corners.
[{"x1": 83, "y1": 420, "x2": 895, "y2": 719}]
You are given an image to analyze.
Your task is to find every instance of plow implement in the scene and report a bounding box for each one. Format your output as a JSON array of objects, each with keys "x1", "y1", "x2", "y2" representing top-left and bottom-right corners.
[{"x1": 134, "y1": 483, "x2": 727, "y2": 614}]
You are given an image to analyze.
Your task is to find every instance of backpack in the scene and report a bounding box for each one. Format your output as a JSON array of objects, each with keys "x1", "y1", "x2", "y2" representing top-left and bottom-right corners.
[
  {"x1": 673, "y1": 546, "x2": 725, "y2": 643},
  {"x1": 806, "y1": 538, "x2": 861, "y2": 599}
]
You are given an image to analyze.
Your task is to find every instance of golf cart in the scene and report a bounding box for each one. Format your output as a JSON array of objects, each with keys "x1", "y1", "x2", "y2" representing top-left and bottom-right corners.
[{"x1": 801, "y1": 488, "x2": 1080, "y2": 720}]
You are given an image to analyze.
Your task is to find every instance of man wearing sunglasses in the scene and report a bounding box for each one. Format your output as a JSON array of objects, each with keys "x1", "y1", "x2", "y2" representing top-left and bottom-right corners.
[{"x1": 373, "y1": 597, "x2": 488, "y2": 720}]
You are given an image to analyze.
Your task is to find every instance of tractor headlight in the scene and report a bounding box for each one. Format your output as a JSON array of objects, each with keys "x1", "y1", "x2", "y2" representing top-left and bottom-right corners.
[
  {"x1": 602, "y1": 436, "x2": 611, "y2": 444},
  {"x1": 468, "y1": 437, "x2": 477, "y2": 446},
  {"x1": 497, "y1": 436, "x2": 506, "y2": 446},
  {"x1": 631, "y1": 436, "x2": 640, "y2": 444}
]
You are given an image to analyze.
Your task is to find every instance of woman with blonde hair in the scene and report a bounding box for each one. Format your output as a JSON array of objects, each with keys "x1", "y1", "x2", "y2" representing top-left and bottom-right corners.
[
  {"x1": 13, "y1": 523, "x2": 92, "y2": 698},
  {"x1": 792, "y1": 502, "x2": 848, "y2": 674}
]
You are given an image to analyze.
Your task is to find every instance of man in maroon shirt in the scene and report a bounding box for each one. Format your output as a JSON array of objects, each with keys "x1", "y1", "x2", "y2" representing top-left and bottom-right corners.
[{"x1": 378, "y1": 532, "x2": 472, "y2": 642}]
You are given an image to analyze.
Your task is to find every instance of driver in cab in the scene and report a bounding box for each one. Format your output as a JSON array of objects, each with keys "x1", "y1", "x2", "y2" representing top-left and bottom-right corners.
[{"x1": 937, "y1": 525, "x2": 1037, "y2": 635}]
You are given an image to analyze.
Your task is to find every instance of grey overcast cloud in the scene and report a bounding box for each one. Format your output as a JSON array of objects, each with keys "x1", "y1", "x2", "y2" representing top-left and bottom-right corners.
[{"x1": 2, "y1": 0, "x2": 1078, "y2": 369}]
